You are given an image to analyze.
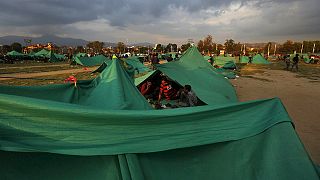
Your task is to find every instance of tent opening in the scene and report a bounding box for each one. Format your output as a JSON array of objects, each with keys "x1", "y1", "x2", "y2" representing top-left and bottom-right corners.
[{"x1": 137, "y1": 71, "x2": 207, "y2": 109}]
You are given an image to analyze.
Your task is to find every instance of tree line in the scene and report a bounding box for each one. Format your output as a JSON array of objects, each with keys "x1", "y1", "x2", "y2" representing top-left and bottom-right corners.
[{"x1": 1, "y1": 37, "x2": 319, "y2": 56}]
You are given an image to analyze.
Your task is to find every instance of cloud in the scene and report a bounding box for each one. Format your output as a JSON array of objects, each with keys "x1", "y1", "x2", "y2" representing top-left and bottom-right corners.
[{"x1": 0, "y1": 0, "x2": 319, "y2": 44}]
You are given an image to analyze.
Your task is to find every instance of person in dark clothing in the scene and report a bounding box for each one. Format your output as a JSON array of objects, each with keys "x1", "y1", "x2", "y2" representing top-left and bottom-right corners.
[
  {"x1": 284, "y1": 55, "x2": 291, "y2": 70},
  {"x1": 177, "y1": 85, "x2": 198, "y2": 107},
  {"x1": 167, "y1": 54, "x2": 173, "y2": 62},
  {"x1": 151, "y1": 53, "x2": 160, "y2": 70},
  {"x1": 248, "y1": 55, "x2": 253, "y2": 64},
  {"x1": 291, "y1": 54, "x2": 299, "y2": 71},
  {"x1": 175, "y1": 54, "x2": 179, "y2": 61}
]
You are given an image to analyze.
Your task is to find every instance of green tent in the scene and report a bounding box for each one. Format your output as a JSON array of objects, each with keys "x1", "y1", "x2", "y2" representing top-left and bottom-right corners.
[
  {"x1": 0, "y1": 50, "x2": 318, "y2": 179},
  {"x1": 74, "y1": 55, "x2": 111, "y2": 66},
  {"x1": 34, "y1": 49, "x2": 50, "y2": 57},
  {"x1": 240, "y1": 56, "x2": 250, "y2": 63},
  {"x1": 124, "y1": 56, "x2": 151, "y2": 74},
  {"x1": 0, "y1": 97, "x2": 318, "y2": 179},
  {"x1": 0, "y1": 59, "x2": 150, "y2": 110},
  {"x1": 222, "y1": 61, "x2": 237, "y2": 69},
  {"x1": 240, "y1": 54, "x2": 270, "y2": 64},
  {"x1": 152, "y1": 46, "x2": 237, "y2": 105},
  {"x1": 203, "y1": 55, "x2": 211, "y2": 61},
  {"x1": 6, "y1": 50, "x2": 26, "y2": 58},
  {"x1": 213, "y1": 56, "x2": 237, "y2": 67}
]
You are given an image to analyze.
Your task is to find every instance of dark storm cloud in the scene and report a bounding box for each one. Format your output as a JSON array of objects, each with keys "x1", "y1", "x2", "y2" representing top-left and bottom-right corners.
[
  {"x1": 0, "y1": 0, "x2": 307, "y2": 27},
  {"x1": 0, "y1": 0, "x2": 319, "y2": 42},
  {"x1": 0, "y1": 0, "x2": 244, "y2": 26}
]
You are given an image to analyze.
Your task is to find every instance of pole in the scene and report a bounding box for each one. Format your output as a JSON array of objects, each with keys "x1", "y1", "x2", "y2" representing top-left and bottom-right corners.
[
  {"x1": 267, "y1": 44, "x2": 270, "y2": 57},
  {"x1": 274, "y1": 44, "x2": 277, "y2": 55},
  {"x1": 313, "y1": 43, "x2": 316, "y2": 54},
  {"x1": 301, "y1": 43, "x2": 303, "y2": 54}
]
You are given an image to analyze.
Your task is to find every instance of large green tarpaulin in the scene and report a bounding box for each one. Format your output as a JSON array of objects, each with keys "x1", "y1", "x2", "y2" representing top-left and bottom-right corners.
[
  {"x1": 240, "y1": 55, "x2": 270, "y2": 64},
  {"x1": 74, "y1": 55, "x2": 110, "y2": 66},
  {"x1": 155, "y1": 46, "x2": 237, "y2": 105},
  {"x1": 0, "y1": 50, "x2": 318, "y2": 179},
  {"x1": 0, "y1": 95, "x2": 318, "y2": 179}
]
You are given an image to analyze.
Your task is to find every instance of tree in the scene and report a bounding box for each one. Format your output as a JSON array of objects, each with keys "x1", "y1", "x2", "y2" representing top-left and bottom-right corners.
[
  {"x1": 116, "y1": 42, "x2": 126, "y2": 54},
  {"x1": 155, "y1": 44, "x2": 163, "y2": 52},
  {"x1": 181, "y1": 43, "x2": 191, "y2": 52},
  {"x1": 87, "y1": 41, "x2": 104, "y2": 53},
  {"x1": 75, "y1": 46, "x2": 85, "y2": 53},
  {"x1": 11, "y1": 42, "x2": 22, "y2": 53},
  {"x1": 278, "y1": 40, "x2": 295, "y2": 54},
  {"x1": 165, "y1": 43, "x2": 178, "y2": 52},
  {"x1": 197, "y1": 40, "x2": 204, "y2": 53},
  {"x1": 224, "y1": 39, "x2": 235, "y2": 54},
  {"x1": 1, "y1": 45, "x2": 11, "y2": 54},
  {"x1": 197, "y1": 35, "x2": 215, "y2": 54}
]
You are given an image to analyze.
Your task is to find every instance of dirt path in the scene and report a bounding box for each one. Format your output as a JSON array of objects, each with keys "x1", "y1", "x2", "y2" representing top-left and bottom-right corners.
[
  {"x1": 230, "y1": 69, "x2": 320, "y2": 164},
  {"x1": 0, "y1": 67, "x2": 97, "y2": 81},
  {"x1": 0, "y1": 64, "x2": 69, "y2": 70}
]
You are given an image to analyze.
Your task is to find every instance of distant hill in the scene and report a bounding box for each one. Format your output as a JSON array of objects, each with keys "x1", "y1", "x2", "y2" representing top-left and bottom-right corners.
[
  {"x1": 0, "y1": 34, "x2": 155, "y2": 48},
  {"x1": 0, "y1": 34, "x2": 89, "y2": 47},
  {"x1": 129, "y1": 42, "x2": 154, "y2": 47}
]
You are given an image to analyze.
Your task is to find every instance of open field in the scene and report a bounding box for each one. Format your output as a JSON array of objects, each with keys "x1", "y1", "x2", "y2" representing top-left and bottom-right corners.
[
  {"x1": 232, "y1": 61, "x2": 320, "y2": 164},
  {"x1": 0, "y1": 60, "x2": 319, "y2": 164}
]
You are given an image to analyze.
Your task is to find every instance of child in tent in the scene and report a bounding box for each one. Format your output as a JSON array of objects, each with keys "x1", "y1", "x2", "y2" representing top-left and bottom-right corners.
[{"x1": 177, "y1": 85, "x2": 198, "y2": 107}]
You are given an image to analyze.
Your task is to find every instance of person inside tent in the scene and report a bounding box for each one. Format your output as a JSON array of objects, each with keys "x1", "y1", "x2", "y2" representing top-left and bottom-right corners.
[
  {"x1": 140, "y1": 80, "x2": 158, "y2": 100},
  {"x1": 158, "y1": 77, "x2": 178, "y2": 102},
  {"x1": 177, "y1": 85, "x2": 198, "y2": 107}
]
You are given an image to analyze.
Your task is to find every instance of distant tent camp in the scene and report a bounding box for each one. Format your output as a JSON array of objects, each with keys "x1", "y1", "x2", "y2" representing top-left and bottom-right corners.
[
  {"x1": 6, "y1": 51, "x2": 26, "y2": 58},
  {"x1": 0, "y1": 49, "x2": 318, "y2": 179},
  {"x1": 240, "y1": 54, "x2": 270, "y2": 64},
  {"x1": 73, "y1": 55, "x2": 111, "y2": 66}
]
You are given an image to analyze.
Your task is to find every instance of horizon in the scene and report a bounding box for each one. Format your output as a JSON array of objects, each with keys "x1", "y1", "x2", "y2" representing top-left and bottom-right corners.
[{"x1": 0, "y1": 34, "x2": 318, "y2": 47}]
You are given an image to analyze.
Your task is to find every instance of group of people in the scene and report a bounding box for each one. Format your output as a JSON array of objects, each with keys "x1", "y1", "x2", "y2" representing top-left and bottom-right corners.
[
  {"x1": 140, "y1": 76, "x2": 198, "y2": 109},
  {"x1": 284, "y1": 54, "x2": 299, "y2": 71}
]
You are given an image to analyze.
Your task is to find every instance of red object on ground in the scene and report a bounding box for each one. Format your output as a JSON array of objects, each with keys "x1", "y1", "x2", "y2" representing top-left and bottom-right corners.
[
  {"x1": 83, "y1": 67, "x2": 88, "y2": 70},
  {"x1": 64, "y1": 76, "x2": 77, "y2": 84}
]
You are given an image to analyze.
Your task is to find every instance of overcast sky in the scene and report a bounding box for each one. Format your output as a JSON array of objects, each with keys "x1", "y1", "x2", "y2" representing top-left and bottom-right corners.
[{"x1": 0, "y1": 0, "x2": 319, "y2": 44}]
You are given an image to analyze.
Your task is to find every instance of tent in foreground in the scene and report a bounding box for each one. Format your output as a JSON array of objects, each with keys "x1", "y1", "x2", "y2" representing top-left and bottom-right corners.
[
  {"x1": 0, "y1": 53, "x2": 318, "y2": 179},
  {"x1": 0, "y1": 97, "x2": 318, "y2": 179}
]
